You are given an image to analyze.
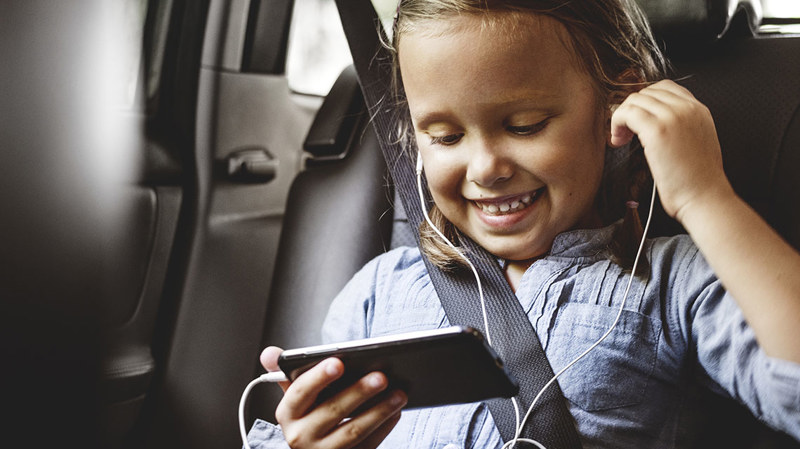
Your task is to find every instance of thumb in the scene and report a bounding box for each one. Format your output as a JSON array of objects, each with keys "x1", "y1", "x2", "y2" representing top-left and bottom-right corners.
[
  {"x1": 260, "y1": 346, "x2": 291, "y2": 392},
  {"x1": 609, "y1": 104, "x2": 635, "y2": 148}
]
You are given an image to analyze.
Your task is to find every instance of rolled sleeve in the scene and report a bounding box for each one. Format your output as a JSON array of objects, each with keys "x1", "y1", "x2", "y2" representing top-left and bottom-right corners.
[
  {"x1": 761, "y1": 354, "x2": 800, "y2": 437},
  {"x1": 681, "y1": 243, "x2": 800, "y2": 440}
]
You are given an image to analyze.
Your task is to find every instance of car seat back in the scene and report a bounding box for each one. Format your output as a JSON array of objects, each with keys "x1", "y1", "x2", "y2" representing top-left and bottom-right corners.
[{"x1": 251, "y1": 66, "x2": 394, "y2": 419}]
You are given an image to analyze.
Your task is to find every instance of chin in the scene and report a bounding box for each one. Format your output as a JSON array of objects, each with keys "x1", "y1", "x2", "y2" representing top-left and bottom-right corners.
[{"x1": 480, "y1": 238, "x2": 552, "y2": 262}]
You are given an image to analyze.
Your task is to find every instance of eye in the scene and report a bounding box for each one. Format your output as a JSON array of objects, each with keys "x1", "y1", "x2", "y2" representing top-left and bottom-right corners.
[
  {"x1": 429, "y1": 133, "x2": 464, "y2": 146},
  {"x1": 506, "y1": 119, "x2": 549, "y2": 136}
]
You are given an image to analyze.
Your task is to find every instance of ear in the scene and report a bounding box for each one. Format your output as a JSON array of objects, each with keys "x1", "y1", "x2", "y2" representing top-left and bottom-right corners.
[{"x1": 605, "y1": 68, "x2": 646, "y2": 147}]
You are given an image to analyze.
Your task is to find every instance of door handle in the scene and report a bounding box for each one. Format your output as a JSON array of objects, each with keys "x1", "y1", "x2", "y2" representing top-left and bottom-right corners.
[{"x1": 224, "y1": 147, "x2": 277, "y2": 183}]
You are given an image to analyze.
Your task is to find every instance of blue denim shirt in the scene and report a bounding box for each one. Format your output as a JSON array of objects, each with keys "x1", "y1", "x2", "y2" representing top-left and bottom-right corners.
[{"x1": 247, "y1": 225, "x2": 800, "y2": 448}]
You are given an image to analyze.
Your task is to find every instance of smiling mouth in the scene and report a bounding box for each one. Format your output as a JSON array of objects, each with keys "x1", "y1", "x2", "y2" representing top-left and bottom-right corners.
[{"x1": 473, "y1": 188, "x2": 545, "y2": 216}]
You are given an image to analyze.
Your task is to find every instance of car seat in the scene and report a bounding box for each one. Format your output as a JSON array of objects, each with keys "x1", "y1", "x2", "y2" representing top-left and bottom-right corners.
[
  {"x1": 250, "y1": 65, "x2": 396, "y2": 420},
  {"x1": 250, "y1": 0, "x2": 800, "y2": 446}
]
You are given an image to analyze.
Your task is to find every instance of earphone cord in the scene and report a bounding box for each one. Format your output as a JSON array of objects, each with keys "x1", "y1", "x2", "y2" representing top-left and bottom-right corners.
[
  {"x1": 417, "y1": 153, "x2": 658, "y2": 449},
  {"x1": 239, "y1": 376, "x2": 262, "y2": 449},
  {"x1": 416, "y1": 159, "x2": 493, "y2": 346},
  {"x1": 505, "y1": 183, "x2": 657, "y2": 449}
]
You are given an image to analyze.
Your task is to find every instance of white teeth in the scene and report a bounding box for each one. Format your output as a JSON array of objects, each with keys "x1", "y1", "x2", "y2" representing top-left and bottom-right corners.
[{"x1": 475, "y1": 190, "x2": 541, "y2": 216}]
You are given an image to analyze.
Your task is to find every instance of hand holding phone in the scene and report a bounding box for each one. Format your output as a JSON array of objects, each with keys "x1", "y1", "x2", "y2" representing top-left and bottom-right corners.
[
  {"x1": 267, "y1": 349, "x2": 406, "y2": 449},
  {"x1": 277, "y1": 326, "x2": 518, "y2": 409}
]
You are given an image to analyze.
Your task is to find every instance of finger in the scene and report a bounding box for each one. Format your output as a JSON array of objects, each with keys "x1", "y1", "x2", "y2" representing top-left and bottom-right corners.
[
  {"x1": 328, "y1": 390, "x2": 407, "y2": 448},
  {"x1": 354, "y1": 409, "x2": 403, "y2": 449},
  {"x1": 645, "y1": 79, "x2": 695, "y2": 100},
  {"x1": 639, "y1": 84, "x2": 713, "y2": 132},
  {"x1": 630, "y1": 85, "x2": 695, "y2": 114},
  {"x1": 608, "y1": 102, "x2": 633, "y2": 148},
  {"x1": 609, "y1": 85, "x2": 673, "y2": 148},
  {"x1": 623, "y1": 90, "x2": 676, "y2": 115},
  {"x1": 277, "y1": 357, "x2": 344, "y2": 421},
  {"x1": 609, "y1": 102, "x2": 658, "y2": 148},
  {"x1": 260, "y1": 346, "x2": 283, "y2": 371},
  {"x1": 306, "y1": 371, "x2": 392, "y2": 434},
  {"x1": 260, "y1": 346, "x2": 291, "y2": 391},
  {"x1": 279, "y1": 371, "x2": 394, "y2": 446}
]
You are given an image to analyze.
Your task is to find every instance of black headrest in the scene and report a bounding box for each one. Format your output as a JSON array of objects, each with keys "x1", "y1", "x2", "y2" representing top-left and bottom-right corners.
[{"x1": 636, "y1": 0, "x2": 762, "y2": 47}]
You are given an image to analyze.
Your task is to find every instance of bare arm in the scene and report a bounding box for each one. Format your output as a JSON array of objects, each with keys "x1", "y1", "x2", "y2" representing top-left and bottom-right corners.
[
  {"x1": 610, "y1": 80, "x2": 800, "y2": 363},
  {"x1": 677, "y1": 185, "x2": 800, "y2": 362}
]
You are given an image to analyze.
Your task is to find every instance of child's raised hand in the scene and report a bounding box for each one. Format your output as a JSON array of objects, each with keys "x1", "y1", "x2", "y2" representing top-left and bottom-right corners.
[
  {"x1": 609, "y1": 80, "x2": 733, "y2": 223},
  {"x1": 259, "y1": 346, "x2": 406, "y2": 449}
]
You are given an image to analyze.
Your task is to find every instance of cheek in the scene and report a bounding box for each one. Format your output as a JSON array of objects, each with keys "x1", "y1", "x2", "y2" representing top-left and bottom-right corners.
[
  {"x1": 540, "y1": 133, "x2": 606, "y2": 196},
  {"x1": 418, "y1": 148, "x2": 463, "y2": 194},
  {"x1": 536, "y1": 145, "x2": 603, "y2": 182}
]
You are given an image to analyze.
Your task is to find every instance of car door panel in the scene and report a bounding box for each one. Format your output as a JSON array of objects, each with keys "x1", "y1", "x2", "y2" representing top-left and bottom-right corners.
[{"x1": 134, "y1": 1, "x2": 313, "y2": 447}]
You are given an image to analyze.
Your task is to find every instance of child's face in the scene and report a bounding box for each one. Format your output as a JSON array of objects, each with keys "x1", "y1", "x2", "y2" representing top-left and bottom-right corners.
[{"x1": 400, "y1": 12, "x2": 609, "y2": 262}]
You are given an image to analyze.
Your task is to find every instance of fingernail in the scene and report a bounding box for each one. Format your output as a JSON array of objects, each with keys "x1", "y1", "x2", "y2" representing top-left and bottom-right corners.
[
  {"x1": 325, "y1": 359, "x2": 340, "y2": 376},
  {"x1": 367, "y1": 373, "x2": 384, "y2": 388}
]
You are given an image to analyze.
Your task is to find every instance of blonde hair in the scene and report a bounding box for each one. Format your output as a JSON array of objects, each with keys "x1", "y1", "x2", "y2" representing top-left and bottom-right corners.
[{"x1": 390, "y1": 0, "x2": 668, "y2": 272}]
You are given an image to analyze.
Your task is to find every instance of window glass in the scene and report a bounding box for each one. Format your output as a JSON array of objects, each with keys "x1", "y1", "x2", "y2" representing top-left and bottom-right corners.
[
  {"x1": 286, "y1": 0, "x2": 396, "y2": 96},
  {"x1": 286, "y1": 0, "x2": 800, "y2": 96},
  {"x1": 112, "y1": 0, "x2": 173, "y2": 110},
  {"x1": 119, "y1": 0, "x2": 148, "y2": 109},
  {"x1": 761, "y1": 0, "x2": 800, "y2": 34},
  {"x1": 762, "y1": 0, "x2": 800, "y2": 19},
  {"x1": 144, "y1": 0, "x2": 173, "y2": 107}
]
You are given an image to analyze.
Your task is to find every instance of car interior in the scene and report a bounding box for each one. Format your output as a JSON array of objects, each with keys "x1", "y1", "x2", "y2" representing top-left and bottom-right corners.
[{"x1": 2, "y1": 0, "x2": 799, "y2": 448}]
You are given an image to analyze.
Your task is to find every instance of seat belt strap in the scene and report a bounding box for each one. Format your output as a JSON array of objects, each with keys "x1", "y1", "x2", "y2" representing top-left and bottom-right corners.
[{"x1": 334, "y1": 1, "x2": 582, "y2": 447}]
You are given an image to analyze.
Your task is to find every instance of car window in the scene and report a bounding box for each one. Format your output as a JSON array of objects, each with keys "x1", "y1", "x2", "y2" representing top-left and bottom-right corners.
[
  {"x1": 286, "y1": 0, "x2": 396, "y2": 96},
  {"x1": 143, "y1": 0, "x2": 173, "y2": 111},
  {"x1": 762, "y1": 0, "x2": 800, "y2": 18},
  {"x1": 116, "y1": 0, "x2": 172, "y2": 111},
  {"x1": 113, "y1": 0, "x2": 148, "y2": 110},
  {"x1": 286, "y1": 0, "x2": 800, "y2": 97},
  {"x1": 761, "y1": 0, "x2": 800, "y2": 34}
]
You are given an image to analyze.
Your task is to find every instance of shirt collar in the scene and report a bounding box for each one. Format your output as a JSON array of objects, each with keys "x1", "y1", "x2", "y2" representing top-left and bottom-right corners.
[
  {"x1": 547, "y1": 221, "x2": 619, "y2": 260},
  {"x1": 494, "y1": 221, "x2": 620, "y2": 268}
]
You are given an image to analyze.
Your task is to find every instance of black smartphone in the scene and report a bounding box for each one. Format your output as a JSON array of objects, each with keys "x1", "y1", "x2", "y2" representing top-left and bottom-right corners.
[{"x1": 277, "y1": 326, "x2": 518, "y2": 409}]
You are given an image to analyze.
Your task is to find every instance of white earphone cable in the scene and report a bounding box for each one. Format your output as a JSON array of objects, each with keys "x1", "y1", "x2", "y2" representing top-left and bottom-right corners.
[
  {"x1": 505, "y1": 183, "x2": 657, "y2": 448},
  {"x1": 239, "y1": 376, "x2": 263, "y2": 449},
  {"x1": 416, "y1": 156, "x2": 494, "y2": 346}
]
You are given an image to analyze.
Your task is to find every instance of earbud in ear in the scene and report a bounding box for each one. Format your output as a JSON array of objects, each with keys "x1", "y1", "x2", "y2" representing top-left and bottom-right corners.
[{"x1": 416, "y1": 152, "x2": 423, "y2": 174}]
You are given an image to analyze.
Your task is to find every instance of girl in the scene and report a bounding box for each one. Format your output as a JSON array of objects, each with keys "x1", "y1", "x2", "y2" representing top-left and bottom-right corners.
[{"x1": 247, "y1": 0, "x2": 800, "y2": 447}]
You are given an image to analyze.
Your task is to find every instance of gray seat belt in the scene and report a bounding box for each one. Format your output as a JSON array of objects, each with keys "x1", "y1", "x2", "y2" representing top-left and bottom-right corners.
[{"x1": 333, "y1": 1, "x2": 582, "y2": 447}]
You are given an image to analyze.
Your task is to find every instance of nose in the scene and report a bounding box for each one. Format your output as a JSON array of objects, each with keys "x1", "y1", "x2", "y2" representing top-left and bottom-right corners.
[{"x1": 465, "y1": 137, "x2": 514, "y2": 187}]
